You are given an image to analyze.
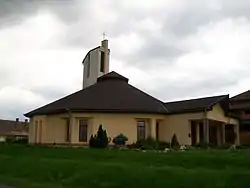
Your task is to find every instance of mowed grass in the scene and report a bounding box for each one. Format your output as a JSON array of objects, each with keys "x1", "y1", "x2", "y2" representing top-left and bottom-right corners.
[{"x1": 0, "y1": 145, "x2": 250, "y2": 188}]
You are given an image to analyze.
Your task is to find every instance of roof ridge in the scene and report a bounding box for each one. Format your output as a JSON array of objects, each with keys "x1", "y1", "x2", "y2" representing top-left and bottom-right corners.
[
  {"x1": 164, "y1": 94, "x2": 228, "y2": 104},
  {"x1": 206, "y1": 94, "x2": 229, "y2": 109},
  {"x1": 230, "y1": 90, "x2": 250, "y2": 99},
  {"x1": 127, "y1": 84, "x2": 168, "y2": 112}
]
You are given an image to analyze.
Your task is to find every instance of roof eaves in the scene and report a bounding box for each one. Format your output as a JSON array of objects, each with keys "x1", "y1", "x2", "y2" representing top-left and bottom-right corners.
[
  {"x1": 206, "y1": 95, "x2": 229, "y2": 109},
  {"x1": 82, "y1": 46, "x2": 100, "y2": 64}
]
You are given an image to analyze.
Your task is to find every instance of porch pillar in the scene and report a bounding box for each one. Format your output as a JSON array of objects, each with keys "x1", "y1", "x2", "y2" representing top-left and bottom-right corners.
[
  {"x1": 196, "y1": 121, "x2": 200, "y2": 144},
  {"x1": 70, "y1": 116, "x2": 77, "y2": 144},
  {"x1": 203, "y1": 118, "x2": 209, "y2": 143},
  {"x1": 234, "y1": 124, "x2": 240, "y2": 145},
  {"x1": 222, "y1": 124, "x2": 226, "y2": 144},
  {"x1": 149, "y1": 118, "x2": 156, "y2": 139}
]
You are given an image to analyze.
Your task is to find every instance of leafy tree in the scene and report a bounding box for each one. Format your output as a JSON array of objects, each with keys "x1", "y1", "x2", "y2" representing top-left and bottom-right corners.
[{"x1": 89, "y1": 125, "x2": 110, "y2": 148}]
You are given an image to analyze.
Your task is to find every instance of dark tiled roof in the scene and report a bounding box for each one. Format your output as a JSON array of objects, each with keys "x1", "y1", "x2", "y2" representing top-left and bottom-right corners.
[
  {"x1": 164, "y1": 95, "x2": 229, "y2": 114},
  {"x1": 24, "y1": 71, "x2": 168, "y2": 117},
  {"x1": 0, "y1": 119, "x2": 28, "y2": 136},
  {"x1": 230, "y1": 90, "x2": 250, "y2": 101}
]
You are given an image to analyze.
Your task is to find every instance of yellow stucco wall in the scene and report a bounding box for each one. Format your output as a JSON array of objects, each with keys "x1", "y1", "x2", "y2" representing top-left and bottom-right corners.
[
  {"x1": 207, "y1": 104, "x2": 239, "y2": 125},
  {"x1": 28, "y1": 104, "x2": 239, "y2": 146},
  {"x1": 161, "y1": 112, "x2": 204, "y2": 145},
  {"x1": 207, "y1": 104, "x2": 229, "y2": 123},
  {"x1": 29, "y1": 113, "x2": 165, "y2": 145}
]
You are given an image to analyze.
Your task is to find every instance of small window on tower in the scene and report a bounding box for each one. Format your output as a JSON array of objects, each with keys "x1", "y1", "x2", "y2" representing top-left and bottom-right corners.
[
  {"x1": 100, "y1": 51, "x2": 105, "y2": 72},
  {"x1": 87, "y1": 57, "x2": 90, "y2": 78}
]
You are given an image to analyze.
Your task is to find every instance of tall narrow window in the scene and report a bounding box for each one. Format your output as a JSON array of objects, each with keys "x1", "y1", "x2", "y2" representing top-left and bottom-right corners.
[
  {"x1": 79, "y1": 119, "x2": 88, "y2": 142},
  {"x1": 66, "y1": 119, "x2": 70, "y2": 142},
  {"x1": 87, "y1": 56, "x2": 90, "y2": 78},
  {"x1": 100, "y1": 51, "x2": 105, "y2": 72},
  {"x1": 137, "y1": 120, "x2": 146, "y2": 140}
]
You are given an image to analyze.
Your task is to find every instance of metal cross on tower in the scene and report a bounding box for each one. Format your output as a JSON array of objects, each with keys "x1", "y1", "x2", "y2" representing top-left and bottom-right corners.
[{"x1": 102, "y1": 32, "x2": 106, "y2": 40}]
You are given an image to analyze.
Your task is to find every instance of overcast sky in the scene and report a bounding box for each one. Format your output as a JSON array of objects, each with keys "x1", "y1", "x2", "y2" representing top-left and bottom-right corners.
[{"x1": 1, "y1": 0, "x2": 250, "y2": 120}]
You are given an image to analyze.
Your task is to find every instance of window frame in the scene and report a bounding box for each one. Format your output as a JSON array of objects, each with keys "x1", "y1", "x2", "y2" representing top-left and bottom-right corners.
[
  {"x1": 79, "y1": 119, "x2": 88, "y2": 142},
  {"x1": 100, "y1": 51, "x2": 105, "y2": 72},
  {"x1": 87, "y1": 56, "x2": 90, "y2": 78},
  {"x1": 137, "y1": 120, "x2": 146, "y2": 140}
]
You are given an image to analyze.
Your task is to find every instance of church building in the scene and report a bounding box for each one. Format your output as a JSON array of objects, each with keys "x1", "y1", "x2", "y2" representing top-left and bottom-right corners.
[{"x1": 24, "y1": 39, "x2": 240, "y2": 146}]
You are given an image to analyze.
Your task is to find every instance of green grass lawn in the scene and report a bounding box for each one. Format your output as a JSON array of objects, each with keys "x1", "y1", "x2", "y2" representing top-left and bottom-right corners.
[{"x1": 0, "y1": 145, "x2": 250, "y2": 188}]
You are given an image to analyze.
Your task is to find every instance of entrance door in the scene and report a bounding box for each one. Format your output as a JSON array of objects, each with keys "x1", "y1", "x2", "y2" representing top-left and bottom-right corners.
[
  {"x1": 209, "y1": 125, "x2": 218, "y2": 146},
  {"x1": 191, "y1": 121, "x2": 197, "y2": 146}
]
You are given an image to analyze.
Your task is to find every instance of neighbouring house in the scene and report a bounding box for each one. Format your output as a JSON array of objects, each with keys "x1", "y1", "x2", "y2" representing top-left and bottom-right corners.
[
  {"x1": 0, "y1": 118, "x2": 29, "y2": 142},
  {"x1": 24, "y1": 39, "x2": 240, "y2": 146},
  {"x1": 230, "y1": 91, "x2": 250, "y2": 145}
]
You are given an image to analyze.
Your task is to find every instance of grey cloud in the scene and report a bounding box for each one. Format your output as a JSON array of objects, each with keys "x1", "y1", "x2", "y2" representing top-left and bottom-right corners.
[
  {"x1": 151, "y1": 73, "x2": 240, "y2": 102},
  {"x1": 30, "y1": 85, "x2": 72, "y2": 102},
  {"x1": 0, "y1": 0, "x2": 83, "y2": 28},
  {"x1": 125, "y1": 34, "x2": 187, "y2": 68},
  {"x1": 0, "y1": 99, "x2": 34, "y2": 120}
]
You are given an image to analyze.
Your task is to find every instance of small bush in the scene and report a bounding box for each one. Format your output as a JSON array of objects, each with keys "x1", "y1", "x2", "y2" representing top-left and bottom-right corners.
[
  {"x1": 112, "y1": 134, "x2": 128, "y2": 146},
  {"x1": 5, "y1": 136, "x2": 15, "y2": 143},
  {"x1": 89, "y1": 125, "x2": 110, "y2": 148},
  {"x1": 139, "y1": 137, "x2": 158, "y2": 150},
  {"x1": 216, "y1": 143, "x2": 232, "y2": 150},
  {"x1": 13, "y1": 137, "x2": 28, "y2": 144},
  {"x1": 195, "y1": 141, "x2": 213, "y2": 149},
  {"x1": 170, "y1": 134, "x2": 180, "y2": 150},
  {"x1": 127, "y1": 142, "x2": 140, "y2": 149},
  {"x1": 158, "y1": 141, "x2": 170, "y2": 150}
]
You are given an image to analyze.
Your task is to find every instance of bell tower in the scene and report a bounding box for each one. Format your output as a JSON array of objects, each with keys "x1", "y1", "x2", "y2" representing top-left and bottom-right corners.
[{"x1": 82, "y1": 39, "x2": 110, "y2": 89}]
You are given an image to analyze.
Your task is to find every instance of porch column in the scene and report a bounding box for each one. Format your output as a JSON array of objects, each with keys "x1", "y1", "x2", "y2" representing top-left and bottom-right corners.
[
  {"x1": 234, "y1": 124, "x2": 240, "y2": 145},
  {"x1": 70, "y1": 116, "x2": 78, "y2": 144},
  {"x1": 149, "y1": 118, "x2": 156, "y2": 139},
  {"x1": 222, "y1": 124, "x2": 226, "y2": 144},
  {"x1": 196, "y1": 121, "x2": 200, "y2": 143},
  {"x1": 216, "y1": 126, "x2": 221, "y2": 145},
  {"x1": 203, "y1": 118, "x2": 209, "y2": 143}
]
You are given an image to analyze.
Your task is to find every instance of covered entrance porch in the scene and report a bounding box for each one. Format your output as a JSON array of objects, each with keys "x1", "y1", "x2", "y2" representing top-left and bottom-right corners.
[{"x1": 190, "y1": 118, "x2": 240, "y2": 146}]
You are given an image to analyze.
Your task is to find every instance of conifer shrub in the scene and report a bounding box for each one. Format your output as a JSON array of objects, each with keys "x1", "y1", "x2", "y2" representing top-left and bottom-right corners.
[
  {"x1": 89, "y1": 125, "x2": 110, "y2": 148},
  {"x1": 170, "y1": 134, "x2": 180, "y2": 150}
]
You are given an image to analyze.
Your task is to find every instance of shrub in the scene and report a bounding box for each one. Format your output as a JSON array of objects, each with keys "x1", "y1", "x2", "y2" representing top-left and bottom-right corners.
[
  {"x1": 127, "y1": 142, "x2": 140, "y2": 149},
  {"x1": 13, "y1": 137, "x2": 28, "y2": 144},
  {"x1": 195, "y1": 141, "x2": 213, "y2": 149},
  {"x1": 170, "y1": 134, "x2": 180, "y2": 150},
  {"x1": 112, "y1": 134, "x2": 128, "y2": 146},
  {"x1": 5, "y1": 136, "x2": 15, "y2": 143},
  {"x1": 135, "y1": 137, "x2": 159, "y2": 150},
  {"x1": 89, "y1": 125, "x2": 110, "y2": 148},
  {"x1": 127, "y1": 139, "x2": 170, "y2": 150},
  {"x1": 216, "y1": 143, "x2": 232, "y2": 149},
  {"x1": 158, "y1": 141, "x2": 170, "y2": 150}
]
